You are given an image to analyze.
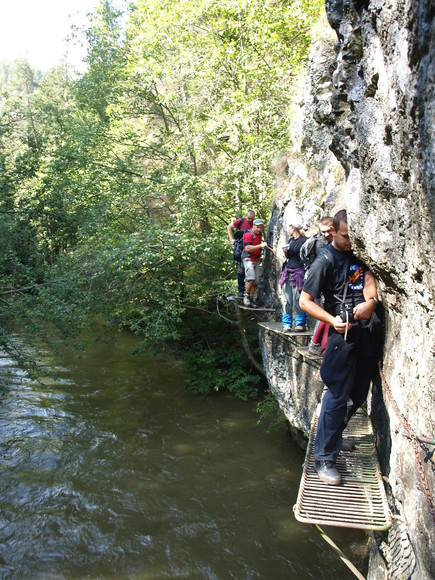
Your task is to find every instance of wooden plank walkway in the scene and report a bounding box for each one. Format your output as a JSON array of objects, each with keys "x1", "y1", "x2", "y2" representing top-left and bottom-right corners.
[
  {"x1": 226, "y1": 296, "x2": 275, "y2": 312},
  {"x1": 295, "y1": 346, "x2": 323, "y2": 362},
  {"x1": 293, "y1": 408, "x2": 391, "y2": 530},
  {"x1": 237, "y1": 305, "x2": 275, "y2": 312},
  {"x1": 258, "y1": 321, "x2": 312, "y2": 337}
]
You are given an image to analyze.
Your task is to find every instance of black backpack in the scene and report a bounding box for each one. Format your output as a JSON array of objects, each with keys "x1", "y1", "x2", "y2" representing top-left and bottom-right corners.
[
  {"x1": 232, "y1": 227, "x2": 251, "y2": 262},
  {"x1": 299, "y1": 235, "x2": 319, "y2": 270},
  {"x1": 300, "y1": 234, "x2": 329, "y2": 270}
]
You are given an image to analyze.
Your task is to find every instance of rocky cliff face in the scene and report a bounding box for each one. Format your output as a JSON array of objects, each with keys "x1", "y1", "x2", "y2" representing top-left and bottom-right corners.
[{"x1": 260, "y1": 1, "x2": 434, "y2": 578}]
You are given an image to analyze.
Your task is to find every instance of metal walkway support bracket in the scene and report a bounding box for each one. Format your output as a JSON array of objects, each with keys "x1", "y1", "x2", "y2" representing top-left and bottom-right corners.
[{"x1": 294, "y1": 408, "x2": 391, "y2": 531}]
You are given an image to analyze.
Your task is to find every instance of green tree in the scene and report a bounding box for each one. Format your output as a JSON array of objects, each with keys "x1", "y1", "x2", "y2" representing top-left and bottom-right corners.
[{"x1": 0, "y1": 0, "x2": 323, "y2": 398}]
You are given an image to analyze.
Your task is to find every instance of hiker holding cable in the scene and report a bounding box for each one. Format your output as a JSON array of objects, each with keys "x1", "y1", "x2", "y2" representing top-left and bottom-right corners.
[
  {"x1": 299, "y1": 209, "x2": 381, "y2": 486},
  {"x1": 227, "y1": 210, "x2": 256, "y2": 297},
  {"x1": 242, "y1": 219, "x2": 267, "y2": 308},
  {"x1": 279, "y1": 222, "x2": 308, "y2": 332}
]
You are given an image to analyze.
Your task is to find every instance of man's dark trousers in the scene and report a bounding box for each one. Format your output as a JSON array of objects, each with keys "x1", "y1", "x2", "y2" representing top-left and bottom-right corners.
[
  {"x1": 314, "y1": 325, "x2": 378, "y2": 462},
  {"x1": 238, "y1": 271, "x2": 245, "y2": 295}
]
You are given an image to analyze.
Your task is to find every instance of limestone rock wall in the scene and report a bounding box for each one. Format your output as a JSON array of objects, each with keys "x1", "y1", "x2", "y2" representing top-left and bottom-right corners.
[{"x1": 259, "y1": 2, "x2": 434, "y2": 578}]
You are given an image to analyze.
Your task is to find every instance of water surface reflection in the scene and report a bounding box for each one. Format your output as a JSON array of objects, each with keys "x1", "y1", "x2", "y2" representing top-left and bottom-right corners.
[{"x1": 0, "y1": 332, "x2": 366, "y2": 578}]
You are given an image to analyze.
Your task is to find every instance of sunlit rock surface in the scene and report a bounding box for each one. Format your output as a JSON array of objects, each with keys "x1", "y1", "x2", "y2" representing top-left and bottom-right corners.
[{"x1": 260, "y1": 1, "x2": 434, "y2": 578}]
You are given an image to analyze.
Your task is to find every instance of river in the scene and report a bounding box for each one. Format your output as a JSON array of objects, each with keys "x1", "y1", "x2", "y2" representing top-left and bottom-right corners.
[{"x1": 0, "y1": 331, "x2": 367, "y2": 579}]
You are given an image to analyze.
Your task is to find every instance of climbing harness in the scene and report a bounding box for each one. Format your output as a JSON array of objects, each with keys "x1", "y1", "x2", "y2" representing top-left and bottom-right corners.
[{"x1": 378, "y1": 359, "x2": 435, "y2": 525}]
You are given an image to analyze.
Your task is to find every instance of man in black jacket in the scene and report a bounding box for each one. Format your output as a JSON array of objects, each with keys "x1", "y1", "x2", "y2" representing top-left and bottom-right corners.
[{"x1": 299, "y1": 210, "x2": 380, "y2": 485}]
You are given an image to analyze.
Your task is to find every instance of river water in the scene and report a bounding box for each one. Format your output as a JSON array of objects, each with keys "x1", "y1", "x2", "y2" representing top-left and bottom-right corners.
[{"x1": 0, "y1": 331, "x2": 367, "y2": 579}]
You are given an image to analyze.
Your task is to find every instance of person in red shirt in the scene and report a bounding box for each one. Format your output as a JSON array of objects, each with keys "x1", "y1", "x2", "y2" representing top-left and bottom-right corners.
[
  {"x1": 227, "y1": 210, "x2": 255, "y2": 297},
  {"x1": 242, "y1": 219, "x2": 267, "y2": 308}
]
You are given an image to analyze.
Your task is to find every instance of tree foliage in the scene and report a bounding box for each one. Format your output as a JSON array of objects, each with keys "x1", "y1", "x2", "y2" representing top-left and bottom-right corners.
[{"x1": 0, "y1": 0, "x2": 323, "y2": 398}]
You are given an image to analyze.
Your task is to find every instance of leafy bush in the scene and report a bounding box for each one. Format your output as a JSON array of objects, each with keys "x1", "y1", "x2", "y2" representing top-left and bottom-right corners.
[
  {"x1": 256, "y1": 390, "x2": 288, "y2": 432},
  {"x1": 181, "y1": 306, "x2": 264, "y2": 400}
]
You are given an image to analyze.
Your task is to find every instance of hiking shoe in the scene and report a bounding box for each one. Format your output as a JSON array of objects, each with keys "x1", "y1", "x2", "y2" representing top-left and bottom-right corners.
[
  {"x1": 341, "y1": 440, "x2": 355, "y2": 452},
  {"x1": 249, "y1": 298, "x2": 258, "y2": 309},
  {"x1": 314, "y1": 460, "x2": 342, "y2": 485},
  {"x1": 308, "y1": 343, "x2": 322, "y2": 357},
  {"x1": 283, "y1": 326, "x2": 292, "y2": 333},
  {"x1": 237, "y1": 291, "x2": 244, "y2": 298},
  {"x1": 294, "y1": 325, "x2": 307, "y2": 332},
  {"x1": 243, "y1": 294, "x2": 251, "y2": 307}
]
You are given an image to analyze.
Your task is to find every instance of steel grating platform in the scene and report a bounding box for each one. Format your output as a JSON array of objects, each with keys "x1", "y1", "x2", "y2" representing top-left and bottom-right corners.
[{"x1": 294, "y1": 408, "x2": 391, "y2": 530}]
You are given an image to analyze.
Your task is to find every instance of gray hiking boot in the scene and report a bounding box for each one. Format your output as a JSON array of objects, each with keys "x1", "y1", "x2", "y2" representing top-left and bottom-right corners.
[
  {"x1": 314, "y1": 460, "x2": 342, "y2": 485},
  {"x1": 294, "y1": 325, "x2": 307, "y2": 332},
  {"x1": 341, "y1": 440, "x2": 355, "y2": 452},
  {"x1": 308, "y1": 343, "x2": 322, "y2": 357}
]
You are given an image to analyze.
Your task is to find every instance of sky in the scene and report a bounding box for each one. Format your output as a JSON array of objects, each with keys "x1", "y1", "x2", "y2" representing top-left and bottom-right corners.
[{"x1": 0, "y1": 0, "x2": 101, "y2": 72}]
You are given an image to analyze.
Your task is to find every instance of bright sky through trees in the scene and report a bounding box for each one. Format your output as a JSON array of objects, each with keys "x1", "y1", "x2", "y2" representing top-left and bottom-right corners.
[{"x1": 0, "y1": 0, "x2": 99, "y2": 71}]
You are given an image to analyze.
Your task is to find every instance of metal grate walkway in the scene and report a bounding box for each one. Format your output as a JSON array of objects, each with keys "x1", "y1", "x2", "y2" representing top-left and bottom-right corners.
[{"x1": 294, "y1": 408, "x2": 391, "y2": 530}]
